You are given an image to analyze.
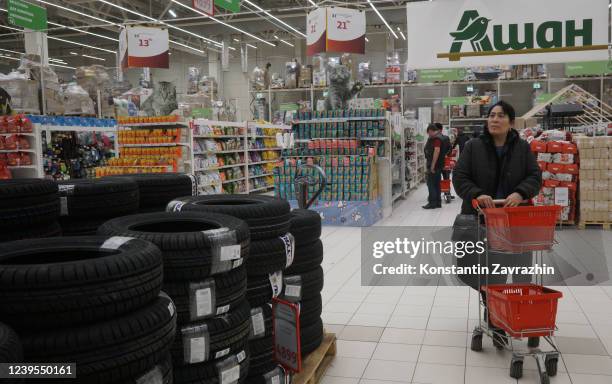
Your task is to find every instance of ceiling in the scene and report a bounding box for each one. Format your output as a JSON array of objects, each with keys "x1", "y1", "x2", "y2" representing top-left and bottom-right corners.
[{"x1": 0, "y1": 0, "x2": 417, "y2": 68}]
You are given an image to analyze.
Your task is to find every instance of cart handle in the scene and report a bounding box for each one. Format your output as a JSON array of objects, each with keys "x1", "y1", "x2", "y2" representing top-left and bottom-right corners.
[{"x1": 471, "y1": 198, "x2": 531, "y2": 209}]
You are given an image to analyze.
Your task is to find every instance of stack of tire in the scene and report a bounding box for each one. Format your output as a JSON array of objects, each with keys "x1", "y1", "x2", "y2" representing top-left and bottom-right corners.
[
  {"x1": 56, "y1": 179, "x2": 139, "y2": 235},
  {"x1": 286, "y1": 209, "x2": 325, "y2": 357},
  {"x1": 0, "y1": 179, "x2": 61, "y2": 242},
  {"x1": 0, "y1": 236, "x2": 176, "y2": 383},
  {"x1": 104, "y1": 173, "x2": 196, "y2": 213},
  {"x1": 98, "y1": 211, "x2": 251, "y2": 384},
  {"x1": 0, "y1": 322, "x2": 22, "y2": 384},
  {"x1": 166, "y1": 195, "x2": 308, "y2": 382}
]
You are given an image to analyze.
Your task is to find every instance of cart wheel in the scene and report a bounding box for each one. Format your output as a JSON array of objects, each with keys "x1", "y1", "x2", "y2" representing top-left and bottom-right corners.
[
  {"x1": 528, "y1": 336, "x2": 540, "y2": 348},
  {"x1": 445, "y1": 194, "x2": 452, "y2": 204},
  {"x1": 545, "y1": 356, "x2": 558, "y2": 377},
  {"x1": 470, "y1": 333, "x2": 483, "y2": 352},
  {"x1": 492, "y1": 331, "x2": 507, "y2": 350},
  {"x1": 509, "y1": 359, "x2": 523, "y2": 379},
  {"x1": 540, "y1": 372, "x2": 550, "y2": 384}
]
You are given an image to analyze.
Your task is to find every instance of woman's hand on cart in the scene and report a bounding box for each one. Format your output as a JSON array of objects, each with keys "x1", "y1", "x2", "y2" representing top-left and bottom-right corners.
[
  {"x1": 503, "y1": 192, "x2": 523, "y2": 208},
  {"x1": 474, "y1": 194, "x2": 495, "y2": 209},
  {"x1": 472, "y1": 196, "x2": 531, "y2": 210}
]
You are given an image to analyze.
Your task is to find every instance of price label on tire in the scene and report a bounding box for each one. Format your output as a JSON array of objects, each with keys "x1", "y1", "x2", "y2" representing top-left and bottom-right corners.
[{"x1": 272, "y1": 298, "x2": 301, "y2": 372}]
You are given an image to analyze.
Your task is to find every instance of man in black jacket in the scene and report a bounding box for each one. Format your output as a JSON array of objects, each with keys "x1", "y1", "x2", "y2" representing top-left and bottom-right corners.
[{"x1": 423, "y1": 124, "x2": 450, "y2": 209}]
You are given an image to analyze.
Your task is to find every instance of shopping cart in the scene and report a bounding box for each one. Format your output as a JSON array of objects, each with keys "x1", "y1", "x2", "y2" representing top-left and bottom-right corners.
[{"x1": 471, "y1": 199, "x2": 563, "y2": 384}]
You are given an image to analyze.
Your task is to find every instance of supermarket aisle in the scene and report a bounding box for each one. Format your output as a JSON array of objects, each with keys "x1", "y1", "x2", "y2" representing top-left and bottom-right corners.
[{"x1": 319, "y1": 183, "x2": 612, "y2": 384}]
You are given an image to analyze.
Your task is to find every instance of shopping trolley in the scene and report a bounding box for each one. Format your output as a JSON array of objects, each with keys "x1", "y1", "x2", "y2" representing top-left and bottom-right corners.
[
  {"x1": 440, "y1": 155, "x2": 457, "y2": 204},
  {"x1": 471, "y1": 199, "x2": 563, "y2": 384}
]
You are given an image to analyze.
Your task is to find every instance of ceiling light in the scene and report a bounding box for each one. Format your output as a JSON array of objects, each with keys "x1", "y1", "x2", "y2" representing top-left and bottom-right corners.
[
  {"x1": 170, "y1": 0, "x2": 274, "y2": 47},
  {"x1": 0, "y1": 48, "x2": 21, "y2": 55},
  {"x1": 228, "y1": 46, "x2": 237, "y2": 51},
  {"x1": 233, "y1": 38, "x2": 240, "y2": 42},
  {"x1": 35, "y1": 0, "x2": 119, "y2": 26},
  {"x1": 365, "y1": 37, "x2": 369, "y2": 42},
  {"x1": 70, "y1": 52, "x2": 78, "y2": 56},
  {"x1": 274, "y1": 35, "x2": 279, "y2": 39},
  {"x1": 246, "y1": 44, "x2": 257, "y2": 49},
  {"x1": 48, "y1": 36, "x2": 115, "y2": 53},
  {"x1": 308, "y1": 0, "x2": 317, "y2": 6},
  {"x1": 49, "y1": 63, "x2": 76, "y2": 70},
  {"x1": 49, "y1": 58, "x2": 66, "y2": 63},
  {"x1": 48, "y1": 21, "x2": 118, "y2": 42},
  {"x1": 82, "y1": 54, "x2": 106, "y2": 61},
  {"x1": 399, "y1": 31, "x2": 406, "y2": 40},
  {"x1": 242, "y1": 0, "x2": 306, "y2": 38},
  {"x1": 168, "y1": 9, "x2": 177, "y2": 18},
  {"x1": 367, "y1": 0, "x2": 398, "y2": 39},
  {"x1": 0, "y1": 55, "x2": 19, "y2": 61},
  {"x1": 280, "y1": 39, "x2": 294, "y2": 47}
]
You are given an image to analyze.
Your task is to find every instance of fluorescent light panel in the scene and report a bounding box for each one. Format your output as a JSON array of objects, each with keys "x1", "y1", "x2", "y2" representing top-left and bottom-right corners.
[
  {"x1": 242, "y1": 0, "x2": 306, "y2": 38},
  {"x1": 168, "y1": 9, "x2": 177, "y2": 18},
  {"x1": 399, "y1": 31, "x2": 406, "y2": 40},
  {"x1": 367, "y1": 0, "x2": 398, "y2": 39},
  {"x1": 308, "y1": 0, "x2": 317, "y2": 6},
  {"x1": 35, "y1": 0, "x2": 119, "y2": 26},
  {"x1": 82, "y1": 54, "x2": 106, "y2": 61},
  {"x1": 246, "y1": 44, "x2": 257, "y2": 49},
  {"x1": 280, "y1": 39, "x2": 294, "y2": 47},
  {"x1": 48, "y1": 21, "x2": 118, "y2": 42},
  {"x1": 170, "y1": 0, "x2": 274, "y2": 47},
  {"x1": 48, "y1": 36, "x2": 115, "y2": 53}
]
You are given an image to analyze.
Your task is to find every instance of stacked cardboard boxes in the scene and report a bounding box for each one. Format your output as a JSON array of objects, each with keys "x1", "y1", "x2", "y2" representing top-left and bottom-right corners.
[
  {"x1": 575, "y1": 136, "x2": 612, "y2": 223},
  {"x1": 531, "y1": 139, "x2": 578, "y2": 222}
]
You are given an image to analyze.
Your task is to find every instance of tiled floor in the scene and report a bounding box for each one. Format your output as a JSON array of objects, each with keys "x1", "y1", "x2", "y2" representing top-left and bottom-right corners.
[{"x1": 319, "y1": 185, "x2": 612, "y2": 384}]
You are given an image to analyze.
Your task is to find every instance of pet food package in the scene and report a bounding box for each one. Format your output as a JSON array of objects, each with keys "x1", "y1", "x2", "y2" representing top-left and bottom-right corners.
[
  {"x1": 358, "y1": 62, "x2": 372, "y2": 85},
  {"x1": 299, "y1": 66, "x2": 312, "y2": 88},
  {"x1": 285, "y1": 60, "x2": 300, "y2": 89}
]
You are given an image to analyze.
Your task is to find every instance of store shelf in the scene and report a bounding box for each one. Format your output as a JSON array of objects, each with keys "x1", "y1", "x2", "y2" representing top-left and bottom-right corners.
[
  {"x1": 7, "y1": 165, "x2": 38, "y2": 169},
  {"x1": 222, "y1": 177, "x2": 246, "y2": 184},
  {"x1": 450, "y1": 117, "x2": 488, "y2": 121},
  {"x1": 249, "y1": 135, "x2": 277, "y2": 138},
  {"x1": 0, "y1": 149, "x2": 36, "y2": 153},
  {"x1": 119, "y1": 142, "x2": 189, "y2": 147},
  {"x1": 194, "y1": 135, "x2": 242, "y2": 139},
  {"x1": 249, "y1": 173, "x2": 273, "y2": 179},
  {"x1": 193, "y1": 119, "x2": 246, "y2": 128},
  {"x1": 250, "y1": 185, "x2": 274, "y2": 192},
  {"x1": 293, "y1": 117, "x2": 386, "y2": 124},
  {"x1": 218, "y1": 163, "x2": 246, "y2": 169},
  {"x1": 103, "y1": 165, "x2": 172, "y2": 168},
  {"x1": 249, "y1": 160, "x2": 279, "y2": 166},
  {"x1": 119, "y1": 122, "x2": 188, "y2": 127},
  {"x1": 195, "y1": 149, "x2": 244, "y2": 155},
  {"x1": 294, "y1": 137, "x2": 388, "y2": 143},
  {"x1": 41, "y1": 126, "x2": 117, "y2": 133},
  {"x1": 249, "y1": 147, "x2": 281, "y2": 151},
  {"x1": 0, "y1": 132, "x2": 36, "y2": 137},
  {"x1": 248, "y1": 123, "x2": 292, "y2": 130}
]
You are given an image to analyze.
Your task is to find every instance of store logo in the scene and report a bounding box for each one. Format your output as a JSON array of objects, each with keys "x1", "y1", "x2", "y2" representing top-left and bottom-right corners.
[{"x1": 438, "y1": 10, "x2": 605, "y2": 61}]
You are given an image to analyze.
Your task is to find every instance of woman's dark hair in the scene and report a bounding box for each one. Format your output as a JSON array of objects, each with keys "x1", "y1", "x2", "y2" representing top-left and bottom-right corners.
[
  {"x1": 426, "y1": 123, "x2": 439, "y2": 132},
  {"x1": 487, "y1": 100, "x2": 515, "y2": 122},
  {"x1": 434, "y1": 122, "x2": 443, "y2": 131}
]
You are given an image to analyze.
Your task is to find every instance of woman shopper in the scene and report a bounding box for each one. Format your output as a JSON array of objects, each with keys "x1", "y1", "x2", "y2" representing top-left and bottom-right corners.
[{"x1": 452, "y1": 100, "x2": 542, "y2": 347}]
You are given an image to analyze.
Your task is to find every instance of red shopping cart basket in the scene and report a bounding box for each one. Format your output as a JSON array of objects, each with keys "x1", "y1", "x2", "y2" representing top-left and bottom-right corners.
[
  {"x1": 444, "y1": 157, "x2": 456, "y2": 170},
  {"x1": 484, "y1": 284, "x2": 563, "y2": 338},
  {"x1": 480, "y1": 205, "x2": 562, "y2": 253},
  {"x1": 440, "y1": 179, "x2": 451, "y2": 193}
]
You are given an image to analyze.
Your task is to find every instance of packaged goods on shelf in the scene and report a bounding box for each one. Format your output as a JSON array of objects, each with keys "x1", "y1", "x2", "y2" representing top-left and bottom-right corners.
[
  {"x1": 62, "y1": 82, "x2": 95, "y2": 115},
  {"x1": 274, "y1": 155, "x2": 375, "y2": 202},
  {"x1": 358, "y1": 62, "x2": 372, "y2": 85},
  {"x1": 141, "y1": 81, "x2": 178, "y2": 116},
  {"x1": 0, "y1": 73, "x2": 39, "y2": 113},
  {"x1": 95, "y1": 165, "x2": 173, "y2": 177},
  {"x1": 574, "y1": 136, "x2": 612, "y2": 222},
  {"x1": 299, "y1": 65, "x2": 313, "y2": 88},
  {"x1": 385, "y1": 52, "x2": 401, "y2": 84},
  {"x1": 117, "y1": 115, "x2": 180, "y2": 124},
  {"x1": 75, "y1": 65, "x2": 113, "y2": 116}
]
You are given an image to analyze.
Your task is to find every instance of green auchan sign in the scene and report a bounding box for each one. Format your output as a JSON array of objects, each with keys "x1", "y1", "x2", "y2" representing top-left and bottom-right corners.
[
  {"x1": 215, "y1": 0, "x2": 240, "y2": 13},
  {"x1": 565, "y1": 61, "x2": 612, "y2": 77},
  {"x1": 8, "y1": 0, "x2": 47, "y2": 31},
  {"x1": 417, "y1": 68, "x2": 467, "y2": 83}
]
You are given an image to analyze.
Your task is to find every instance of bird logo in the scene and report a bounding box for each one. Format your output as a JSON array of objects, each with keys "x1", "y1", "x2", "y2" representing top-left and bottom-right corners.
[{"x1": 450, "y1": 15, "x2": 492, "y2": 52}]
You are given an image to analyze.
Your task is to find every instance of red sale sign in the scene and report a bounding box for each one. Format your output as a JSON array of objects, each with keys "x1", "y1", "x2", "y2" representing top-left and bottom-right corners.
[
  {"x1": 193, "y1": 0, "x2": 214, "y2": 16},
  {"x1": 272, "y1": 298, "x2": 302, "y2": 373},
  {"x1": 307, "y1": 7, "x2": 365, "y2": 56},
  {"x1": 119, "y1": 26, "x2": 169, "y2": 69}
]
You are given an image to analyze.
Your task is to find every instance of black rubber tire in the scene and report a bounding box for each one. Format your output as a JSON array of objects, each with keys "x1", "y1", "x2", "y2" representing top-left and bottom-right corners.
[
  {"x1": 249, "y1": 304, "x2": 272, "y2": 340},
  {"x1": 0, "y1": 236, "x2": 163, "y2": 330},
  {"x1": 509, "y1": 360, "x2": 523, "y2": 379},
  {"x1": 59, "y1": 217, "x2": 106, "y2": 236},
  {"x1": 168, "y1": 195, "x2": 290, "y2": 240},
  {"x1": 98, "y1": 212, "x2": 250, "y2": 281},
  {"x1": 0, "y1": 179, "x2": 59, "y2": 229},
  {"x1": 120, "y1": 353, "x2": 173, "y2": 384},
  {"x1": 172, "y1": 300, "x2": 251, "y2": 366},
  {"x1": 57, "y1": 178, "x2": 139, "y2": 218},
  {"x1": 290, "y1": 209, "x2": 321, "y2": 245},
  {"x1": 21, "y1": 294, "x2": 177, "y2": 384},
  {"x1": 164, "y1": 267, "x2": 247, "y2": 324},
  {"x1": 247, "y1": 236, "x2": 293, "y2": 276},
  {"x1": 247, "y1": 366, "x2": 284, "y2": 384},
  {"x1": 248, "y1": 335, "x2": 274, "y2": 376},
  {"x1": 300, "y1": 295, "x2": 323, "y2": 328},
  {"x1": 0, "y1": 322, "x2": 22, "y2": 383},
  {"x1": 0, "y1": 322, "x2": 22, "y2": 363},
  {"x1": 284, "y1": 266, "x2": 324, "y2": 300},
  {"x1": 104, "y1": 173, "x2": 196, "y2": 210},
  {"x1": 173, "y1": 348, "x2": 249, "y2": 384},
  {"x1": 528, "y1": 336, "x2": 540, "y2": 348},
  {"x1": 301, "y1": 318, "x2": 324, "y2": 357},
  {"x1": 285, "y1": 240, "x2": 323, "y2": 275},
  {"x1": 470, "y1": 333, "x2": 483, "y2": 352},
  {"x1": 545, "y1": 357, "x2": 558, "y2": 377},
  {"x1": 0, "y1": 221, "x2": 62, "y2": 242},
  {"x1": 247, "y1": 274, "x2": 279, "y2": 307}
]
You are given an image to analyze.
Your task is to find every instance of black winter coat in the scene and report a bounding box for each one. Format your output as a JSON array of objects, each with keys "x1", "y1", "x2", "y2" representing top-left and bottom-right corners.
[{"x1": 452, "y1": 128, "x2": 542, "y2": 215}]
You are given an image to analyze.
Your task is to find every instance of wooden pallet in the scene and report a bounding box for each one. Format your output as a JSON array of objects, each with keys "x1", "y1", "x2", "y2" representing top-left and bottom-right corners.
[
  {"x1": 578, "y1": 221, "x2": 611, "y2": 230},
  {"x1": 292, "y1": 332, "x2": 337, "y2": 384}
]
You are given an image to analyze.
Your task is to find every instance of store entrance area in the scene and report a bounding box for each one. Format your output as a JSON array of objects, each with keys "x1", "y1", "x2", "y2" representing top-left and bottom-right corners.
[{"x1": 320, "y1": 184, "x2": 612, "y2": 384}]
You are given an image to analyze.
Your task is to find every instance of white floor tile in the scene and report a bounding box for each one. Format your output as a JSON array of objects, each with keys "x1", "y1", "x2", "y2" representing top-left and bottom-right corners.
[
  {"x1": 465, "y1": 366, "x2": 516, "y2": 384},
  {"x1": 354, "y1": 302, "x2": 397, "y2": 316},
  {"x1": 427, "y1": 317, "x2": 468, "y2": 332},
  {"x1": 387, "y1": 315, "x2": 429, "y2": 330},
  {"x1": 418, "y1": 345, "x2": 466, "y2": 366},
  {"x1": 324, "y1": 301, "x2": 363, "y2": 313},
  {"x1": 348, "y1": 314, "x2": 391, "y2": 327},
  {"x1": 371, "y1": 342, "x2": 420, "y2": 362},
  {"x1": 561, "y1": 354, "x2": 612, "y2": 375},
  {"x1": 362, "y1": 360, "x2": 416, "y2": 382},
  {"x1": 325, "y1": 357, "x2": 370, "y2": 379},
  {"x1": 321, "y1": 377, "x2": 360, "y2": 384},
  {"x1": 423, "y1": 330, "x2": 469, "y2": 348},
  {"x1": 359, "y1": 380, "x2": 410, "y2": 384},
  {"x1": 380, "y1": 328, "x2": 425, "y2": 345},
  {"x1": 335, "y1": 340, "x2": 378, "y2": 359},
  {"x1": 322, "y1": 311, "x2": 354, "y2": 325},
  {"x1": 412, "y1": 363, "x2": 465, "y2": 384},
  {"x1": 570, "y1": 373, "x2": 612, "y2": 383}
]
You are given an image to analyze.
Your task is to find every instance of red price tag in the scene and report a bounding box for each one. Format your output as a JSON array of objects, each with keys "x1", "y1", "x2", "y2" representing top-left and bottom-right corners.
[{"x1": 272, "y1": 298, "x2": 301, "y2": 373}]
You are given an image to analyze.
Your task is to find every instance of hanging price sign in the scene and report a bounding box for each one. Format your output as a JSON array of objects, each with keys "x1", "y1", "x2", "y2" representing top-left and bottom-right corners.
[
  {"x1": 307, "y1": 7, "x2": 365, "y2": 55},
  {"x1": 194, "y1": 0, "x2": 214, "y2": 16},
  {"x1": 120, "y1": 26, "x2": 169, "y2": 69},
  {"x1": 272, "y1": 298, "x2": 301, "y2": 373}
]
